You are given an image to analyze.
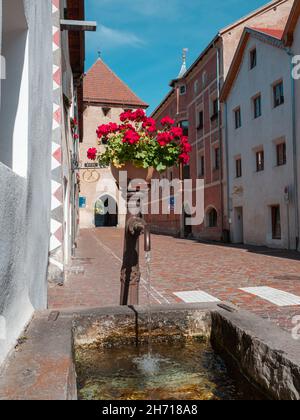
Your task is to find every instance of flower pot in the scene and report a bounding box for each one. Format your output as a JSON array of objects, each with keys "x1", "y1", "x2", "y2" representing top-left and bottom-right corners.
[{"x1": 111, "y1": 162, "x2": 154, "y2": 187}]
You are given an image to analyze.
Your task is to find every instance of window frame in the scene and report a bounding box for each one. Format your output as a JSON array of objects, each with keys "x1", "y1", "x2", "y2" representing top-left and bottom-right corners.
[
  {"x1": 271, "y1": 205, "x2": 281, "y2": 240},
  {"x1": 214, "y1": 147, "x2": 220, "y2": 171},
  {"x1": 250, "y1": 48, "x2": 257, "y2": 70},
  {"x1": 179, "y1": 84, "x2": 187, "y2": 96},
  {"x1": 236, "y1": 158, "x2": 242, "y2": 178},
  {"x1": 253, "y1": 94, "x2": 262, "y2": 119},
  {"x1": 199, "y1": 154, "x2": 205, "y2": 178},
  {"x1": 234, "y1": 107, "x2": 242, "y2": 129},
  {"x1": 276, "y1": 142, "x2": 287, "y2": 166},
  {"x1": 197, "y1": 110, "x2": 204, "y2": 130},
  {"x1": 256, "y1": 149, "x2": 265, "y2": 172},
  {"x1": 273, "y1": 81, "x2": 284, "y2": 108}
]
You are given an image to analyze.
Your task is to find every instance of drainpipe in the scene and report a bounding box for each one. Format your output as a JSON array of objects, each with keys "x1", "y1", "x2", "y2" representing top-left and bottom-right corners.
[
  {"x1": 215, "y1": 44, "x2": 225, "y2": 239},
  {"x1": 285, "y1": 48, "x2": 299, "y2": 250},
  {"x1": 224, "y1": 102, "x2": 231, "y2": 238}
]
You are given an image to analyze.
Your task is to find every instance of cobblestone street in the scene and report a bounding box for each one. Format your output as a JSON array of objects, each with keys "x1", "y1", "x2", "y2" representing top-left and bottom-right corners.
[{"x1": 48, "y1": 227, "x2": 300, "y2": 333}]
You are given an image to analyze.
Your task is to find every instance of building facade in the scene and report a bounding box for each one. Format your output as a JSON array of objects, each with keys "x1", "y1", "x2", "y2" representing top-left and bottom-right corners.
[
  {"x1": 149, "y1": 0, "x2": 293, "y2": 241},
  {"x1": 48, "y1": 0, "x2": 86, "y2": 284},
  {"x1": 221, "y1": 27, "x2": 297, "y2": 249},
  {"x1": 0, "y1": 0, "x2": 88, "y2": 366},
  {"x1": 79, "y1": 59, "x2": 148, "y2": 229},
  {"x1": 0, "y1": 0, "x2": 53, "y2": 365}
]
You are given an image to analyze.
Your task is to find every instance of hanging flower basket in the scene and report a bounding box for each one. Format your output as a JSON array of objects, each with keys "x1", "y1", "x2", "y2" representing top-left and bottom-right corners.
[
  {"x1": 87, "y1": 109, "x2": 192, "y2": 182},
  {"x1": 111, "y1": 162, "x2": 154, "y2": 184}
]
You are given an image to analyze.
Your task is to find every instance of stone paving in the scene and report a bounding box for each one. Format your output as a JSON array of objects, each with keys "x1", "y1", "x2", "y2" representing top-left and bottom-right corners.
[{"x1": 48, "y1": 227, "x2": 300, "y2": 332}]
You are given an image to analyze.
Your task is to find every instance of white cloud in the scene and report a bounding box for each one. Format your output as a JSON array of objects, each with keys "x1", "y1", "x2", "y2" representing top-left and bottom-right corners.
[{"x1": 86, "y1": 24, "x2": 145, "y2": 52}]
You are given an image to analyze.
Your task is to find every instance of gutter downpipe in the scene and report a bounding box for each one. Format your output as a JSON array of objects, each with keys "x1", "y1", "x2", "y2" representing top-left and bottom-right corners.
[
  {"x1": 286, "y1": 47, "x2": 299, "y2": 250},
  {"x1": 215, "y1": 41, "x2": 225, "y2": 240},
  {"x1": 224, "y1": 101, "x2": 230, "y2": 240}
]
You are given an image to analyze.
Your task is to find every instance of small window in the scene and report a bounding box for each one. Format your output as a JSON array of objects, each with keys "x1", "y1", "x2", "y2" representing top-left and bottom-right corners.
[
  {"x1": 197, "y1": 111, "x2": 204, "y2": 130},
  {"x1": 214, "y1": 147, "x2": 220, "y2": 170},
  {"x1": 277, "y1": 142, "x2": 286, "y2": 166},
  {"x1": 179, "y1": 120, "x2": 189, "y2": 136},
  {"x1": 236, "y1": 158, "x2": 242, "y2": 178},
  {"x1": 208, "y1": 208, "x2": 218, "y2": 228},
  {"x1": 256, "y1": 150, "x2": 264, "y2": 172},
  {"x1": 194, "y1": 80, "x2": 199, "y2": 95},
  {"x1": 199, "y1": 155, "x2": 205, "y2": 177},
  {"x1": 102, "y1": 107, "x2": 111, "y2": 117},
  {"x1": 211, "y1": 99, "x2": 218, "y2": 121},
  {"x1": 271, "y1": 206, "x2": 281, "y2": 240},
  {"x1": 183, "y1": 165, "x2": 190, "y2": 180},
  {"x1": 250, "y1": 49, "x2": 257, "y2": 69},
  {"x1": 234, "y1": 107, "x2": 241, "y2": 129},
  {"x1": 179, "y1": 85, "x2": 186, "y2": 95},
  {"x1": 202, "y1": 71, "x2": 207, "y2": 87},
  {"x1": 253, "y1": 95, "x2": 262, "y2": 119},
  {"x1": 273, "y1": 81, "x2": 284, "y2": 108}
]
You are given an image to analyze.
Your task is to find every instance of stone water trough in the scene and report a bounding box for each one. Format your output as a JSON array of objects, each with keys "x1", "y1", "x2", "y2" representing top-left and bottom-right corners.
[{"x1": 0, "y1": 303, "x2": 299, "y2": 400}]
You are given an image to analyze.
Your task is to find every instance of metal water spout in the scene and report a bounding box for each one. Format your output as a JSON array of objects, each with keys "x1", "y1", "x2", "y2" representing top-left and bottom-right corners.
[{"x1": 120, "y1": 214, "x2": 151, "y2": 306}]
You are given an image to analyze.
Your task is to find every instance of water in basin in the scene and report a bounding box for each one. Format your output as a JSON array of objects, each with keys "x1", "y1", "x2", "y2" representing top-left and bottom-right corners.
[{"x1": 76, "y1": 338, "x2": 247, "y2": 400}]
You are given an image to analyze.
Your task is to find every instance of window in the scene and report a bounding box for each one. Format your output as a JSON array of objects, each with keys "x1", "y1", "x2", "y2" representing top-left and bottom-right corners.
[
  {"x1": 202, "y1": 71, "x2": 207, "y2": 87},
  {"x1": 236, "y1": 158, "x2": 242, "y2": 178},
  {"x1": 211, "y1": 99, "x2": 218, "y2": 121},
  {"x1": 271, "y1": 206, "x2": 281, "y2": 240},
  {"x1": 256, "y1": 150, "x2": 264, "y2": 172},
  {"x1": 208, "y1": 208, "x2": 218, "y2": 228},
  {"x1": 253, "y1": 95, "x2": 262, "y2": 119},
  {"x1": 179, "y1": 85, "x2": 186, "y2": 95},
  {"x1": 183, "y1": 165, "x2": 190, "y2": 180},
  {"x1": 102, "y1": 107, "x2": 111, "y2": 117},
  {"x1": 214, "y1": 148, "x2": 220, "y2": 170},
  {"x1": 194, "y1": 80, "x2": 199, "y2": 95},
  {"x1": 273, "y1": 81, "x2": 284, "y2": 108},
  {"x1": 197, "y1": 111, "x2": 204, "y2": 130},
  {"x1": 250, "y1": 48, "x2": 257, "y2": 69},
  {"x1": 276, "y1": 142, "x2": 286, "y2": 166},
  {"x1": 234, "y1": 107, "x2": 241, "y2": 129},
  {"x1": 199, "y1": 155, "x2": 205, "y2": 177},
  {"x1": 179, "y1": 120, "x2": 189, "y2": 136}
]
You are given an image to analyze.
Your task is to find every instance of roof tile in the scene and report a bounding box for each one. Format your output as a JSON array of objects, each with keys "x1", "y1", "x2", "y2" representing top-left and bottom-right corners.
[{"x1": 83, "y1": 59, "x2": 148, "y2": 108}]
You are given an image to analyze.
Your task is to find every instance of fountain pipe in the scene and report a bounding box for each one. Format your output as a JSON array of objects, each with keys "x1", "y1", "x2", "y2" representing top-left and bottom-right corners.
[{"x1": 120, "y1": 188, "x2": 151, "y2": 306}]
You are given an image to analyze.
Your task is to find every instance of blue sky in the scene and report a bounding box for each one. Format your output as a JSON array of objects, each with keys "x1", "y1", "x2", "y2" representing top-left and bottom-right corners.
[{"x1": 85, "y1": 0, "x2": 269, "y2": 113}]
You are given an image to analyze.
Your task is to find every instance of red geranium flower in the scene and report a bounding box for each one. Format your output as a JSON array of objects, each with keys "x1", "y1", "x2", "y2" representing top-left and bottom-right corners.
[
  {"x1": 179, "y1": 152, "x2": 190, "y2": 165},
  {"x1": 87, "y1": 147, "x2": 97, "y2": 161},
  {"x1": 170, "y1": 127, "x2": 183, "y2": 138},
  {"x1": 132, "y1": 109, "x2": 147, "y2": 122},
  {"x1": 123, "y1": 129, "x2": 140, "y2": 145},
  {"x1": 96, "y1": 123, "x2": 118, "y2": 139},
  {"x1": 142, "y1": 117, "x2": 156, "y2": 133},
  {"x1": 161, "y1": 116, "x2": 175, "y2": 126},
  {"x1": 120, "y1": 110, "x2": 133, "y2": 122},
  {"x1": 157, "y1": 132, "x2": 173, "y2": 147}
]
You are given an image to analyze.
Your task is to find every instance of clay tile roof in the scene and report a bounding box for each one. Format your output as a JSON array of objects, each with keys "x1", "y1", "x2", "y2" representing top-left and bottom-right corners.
[
  {"x1": 250, "y1": 27, "x2": 284, "y2": 40},
  {"x1": 83, "y1": 59, "x2": 148, "y2": 109}
]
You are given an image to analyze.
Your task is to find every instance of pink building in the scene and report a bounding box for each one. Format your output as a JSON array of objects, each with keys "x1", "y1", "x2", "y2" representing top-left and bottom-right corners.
[{"x1": 149, "y1": 0, "x2": 293, "y2": 240}]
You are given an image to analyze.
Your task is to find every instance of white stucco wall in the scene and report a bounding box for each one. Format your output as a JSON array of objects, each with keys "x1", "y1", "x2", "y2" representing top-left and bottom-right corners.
[
  {"x1": 292, "y1": 18, "x2": 300, "y2": 250},
  {"x1": 226, "y1": 36, "x2": 296, "y2": 249},
  {"x1": 0, "y1": 0, "x2": 52, "y2": 365}
]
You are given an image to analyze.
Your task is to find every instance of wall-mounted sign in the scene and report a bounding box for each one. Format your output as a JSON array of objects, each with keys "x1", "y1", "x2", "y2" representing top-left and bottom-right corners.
[{"x1": 79, "y1": 196, "x2": 87, "y2": 208}]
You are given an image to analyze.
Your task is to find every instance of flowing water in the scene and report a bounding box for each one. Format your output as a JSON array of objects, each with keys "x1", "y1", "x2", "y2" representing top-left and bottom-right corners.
[
  {"x1": 76, "y1": 339, "x2": 247, "y2": 400},
  {"x1": 75, "y1": 250, "x2": 247, "y2": 400}
]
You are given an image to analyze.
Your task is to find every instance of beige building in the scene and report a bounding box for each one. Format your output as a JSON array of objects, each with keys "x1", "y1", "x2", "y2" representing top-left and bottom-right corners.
[{"x1": 79, "y1": 59, "x2": 148, "y2": 228}]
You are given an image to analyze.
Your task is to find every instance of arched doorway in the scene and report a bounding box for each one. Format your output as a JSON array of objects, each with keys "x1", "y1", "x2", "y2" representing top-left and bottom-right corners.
[
  {"x1": 206, "y1": 207, "x2": 218, "y2": 228},
  {"x1": 94, "y1": 195, "x2": 118, "y2": 227}
]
